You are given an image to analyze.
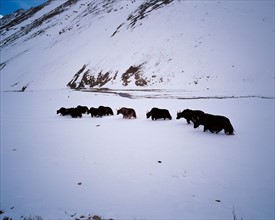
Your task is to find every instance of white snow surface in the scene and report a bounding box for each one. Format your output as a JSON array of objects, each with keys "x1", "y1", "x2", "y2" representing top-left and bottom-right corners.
[
  {"x1": 0, "y1": 90, "x2": 274, "y2": 219},
  {"x1": 0, "y1": 0, "x2": 275, "y2": 219}
]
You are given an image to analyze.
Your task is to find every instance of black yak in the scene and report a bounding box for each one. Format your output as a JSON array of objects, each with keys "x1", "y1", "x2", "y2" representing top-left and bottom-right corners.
[
  {"x1": 88, "y1": 106, "x2": 114, "y2": 117},
  {"x1": 146, "y1": 107, "x2": 172, "y2": 120},
  {"x1": 76, "y1": 105, "x2": 89, "y2": 114},
  {"x1": 68, "y1": 108, "x2": 82, "y2": 118},
  {"x1": 117, "y1": 107, "x2": 136, "y2": 119},
  {"x1": 89, "y1": 107, "x2": 103, "y2": 117},
  {"x1": 193, "y1": 113, "x2": 234, "y2": 135},
  {"x1": 176, "y1": 109, "x2": 204, "y2": 124},
  {"x1": 57, "y1": 107, "x2": 82, "y2": 118},
  {"x1": 57, "y1": 107, "x2": 69, "y2": 116},
  {"x1": 98, "y1": 106, "x2": 114, "y2": 116}
]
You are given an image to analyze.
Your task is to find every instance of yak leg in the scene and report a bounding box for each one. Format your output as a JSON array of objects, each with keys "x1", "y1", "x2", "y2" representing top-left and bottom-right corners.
[{"x1": 216, "y1": 128, "x2": 222, "y2": 134}]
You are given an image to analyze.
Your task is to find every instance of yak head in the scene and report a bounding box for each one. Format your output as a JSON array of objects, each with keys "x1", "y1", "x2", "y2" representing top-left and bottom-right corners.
[
  {"x1": 192, "y1": 115, "x2": 201, "y2": 128},
  {"x1": 117, "y1": 107, "x2": 125, "y2": 115},
  {"x1": 146, "y1": 110, "x2": 151, "y2": 118}
]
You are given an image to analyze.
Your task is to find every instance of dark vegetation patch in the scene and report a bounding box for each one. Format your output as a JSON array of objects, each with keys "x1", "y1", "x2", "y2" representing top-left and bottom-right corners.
[
  {"x1": 68, "y1": 67, "x2": 113, "y2": 90},
  {"x1": 127, "y1": 0, "x2": 173, "y2": 28},
  {"x1": 112, "y1": 0, "x2": 174, "y2": 36},
  {"x1": 67, "y1": 64, "x2": 87, "y2": 89},
  {"x1": 121, "y1": 64, "x2": 147, "y2": 86},
  {"x1": 67, "y1": 64, "x2": 149, "y2": 90},
  {"x1": 80, "y1": 70, "x2": 113, "y2": 89}
]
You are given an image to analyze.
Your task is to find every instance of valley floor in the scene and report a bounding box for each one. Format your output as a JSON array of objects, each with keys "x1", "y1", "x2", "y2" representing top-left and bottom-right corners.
[{"x1": 0, "y1": 89, "x2": 274, "y2": 219}]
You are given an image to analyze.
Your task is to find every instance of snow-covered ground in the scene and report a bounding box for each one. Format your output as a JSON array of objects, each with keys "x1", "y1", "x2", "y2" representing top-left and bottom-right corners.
[{"x1": 0, "y1": 89, "x2": 274, "y2": 219}]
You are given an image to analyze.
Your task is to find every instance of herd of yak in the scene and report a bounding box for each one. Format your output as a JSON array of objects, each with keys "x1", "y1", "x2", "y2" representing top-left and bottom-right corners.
[{"x1": 57, "y1": 105, "x2": 234, "y2": 135}]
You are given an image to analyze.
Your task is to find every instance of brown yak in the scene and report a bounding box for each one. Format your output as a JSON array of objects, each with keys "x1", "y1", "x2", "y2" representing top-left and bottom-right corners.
[{"x1": 117, "y1": 107, "x2": 137, "y2": 119}]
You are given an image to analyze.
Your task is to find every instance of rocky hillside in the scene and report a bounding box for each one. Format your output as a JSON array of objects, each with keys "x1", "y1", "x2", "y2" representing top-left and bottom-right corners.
[{"x1": 0, "y1": 0, "x2": 274, "y2": 96}]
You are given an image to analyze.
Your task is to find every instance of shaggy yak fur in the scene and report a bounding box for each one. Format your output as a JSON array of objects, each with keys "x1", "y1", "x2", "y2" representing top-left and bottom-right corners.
[
  {"x1": 57, "y1": 107, "x2": 82, "y2": 118},
  {"x1": 68, "y1": 108, "x2": 82, "y2": 118},
  {"x1": 88, "y1": 106, "x2": 114, "y2": 117},
  {"x1": 193, "y1": 113, "x2": 234, "y2": 135},
  {"x1": 117, "y1": 107, "x2": 137, "y2": 119},
  {"x1": 98, "y1": 106, "x2": 114, "y2": 116},
  {"x1": 176, "y1": 109, "x2": 204, "y2": 124},
  {"x1": 89, "y1": 107, "x2": 103, "y2": 117},
  {"x1": 146, "y1": 107, "x2": 172, "y2": 120},
  {"x1": 76, "y1": 105, "x2": 89, "y2": 114},
  {"x1": 57, "y1": 107, "x2": 69, "y2": 116}
]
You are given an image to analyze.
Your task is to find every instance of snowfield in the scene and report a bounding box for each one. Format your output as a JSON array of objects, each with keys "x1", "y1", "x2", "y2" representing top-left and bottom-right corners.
[{"x1": 1, "y1": 89, "x2": 274, "y2": 219}]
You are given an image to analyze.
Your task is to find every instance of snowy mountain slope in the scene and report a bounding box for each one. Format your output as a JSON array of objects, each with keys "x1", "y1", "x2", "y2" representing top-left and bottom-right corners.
[{"x1": 0, "y1": 0, "x2": 274, "y2": 97}]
